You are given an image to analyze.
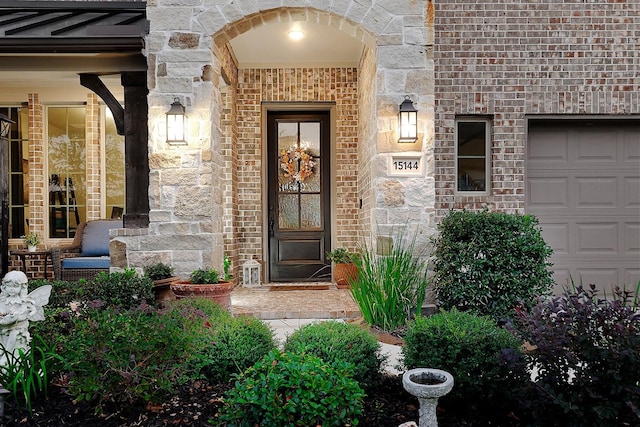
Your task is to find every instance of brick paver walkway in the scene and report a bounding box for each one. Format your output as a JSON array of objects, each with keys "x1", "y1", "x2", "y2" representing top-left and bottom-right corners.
[{"x1": 231, "y1": 285, "x2": 361, "y2": 320}]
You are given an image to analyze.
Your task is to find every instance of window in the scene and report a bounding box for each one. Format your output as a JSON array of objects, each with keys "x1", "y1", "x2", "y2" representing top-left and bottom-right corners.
[
  {"x1": 103, "y1": 106, "x2": 125, "y2": 219},
  {"x1": 1, "y1": 107, "x2": 29, "y2": 238},
  {"x1": 456, "y1": 117, "x2": 491, "y2": 193},
  {"x1": 47, "y1": 106, "x2": 86, "y2": 238}
]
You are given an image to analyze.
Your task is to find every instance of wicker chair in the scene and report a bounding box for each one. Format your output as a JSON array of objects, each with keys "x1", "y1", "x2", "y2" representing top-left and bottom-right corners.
[{"x1": 51, "y1": 219, "x2": 122, "y2": 281}]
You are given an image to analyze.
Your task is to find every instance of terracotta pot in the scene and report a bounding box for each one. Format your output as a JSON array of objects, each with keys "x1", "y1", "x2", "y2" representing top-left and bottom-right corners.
[
  {"x1": 333, "y1": 263, "x2": 358, "y2": 289},
  {"x1": 170, "y1": 280, "x2": 235, "y2": 310},
  {"x1": 152, "y1": 276, "x2": 179, "y2": 306}
]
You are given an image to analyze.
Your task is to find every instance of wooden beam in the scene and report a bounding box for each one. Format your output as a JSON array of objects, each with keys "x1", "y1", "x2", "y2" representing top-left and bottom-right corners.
[{"x1": 79, "y1": 73, "x2": 125, "y2": 135}]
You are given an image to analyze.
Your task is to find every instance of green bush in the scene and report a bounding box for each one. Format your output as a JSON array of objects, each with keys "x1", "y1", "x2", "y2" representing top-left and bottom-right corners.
[
  {"x1": 351, "y1": 229, "x2": 429, "y2": 331},
  {"x1": 28, "y1": 279, "x2": 89, "y2": 309},
  {"x1": 432, "y1": 209, "x2": 554, "y2": 322},
  {"x1": 190, "y1": 268, "x2": 220, "y2": 284},
  {"x1": 60, "y1": 305, "x2": 201, "y2": 409},
  {"x1": 283, "y1": 321, "x2": 385, "y2": 388},
  {"x1": 217, "y1": 349, "x2": 364, "y2": 426},
  {"x1": 191, "y1": 316, "x2": 275, "y2": 384},
  {"x1": 402, "y1": 309, "x2": 527, "y2": 415},
  {"x1": 143, "y1": 262, "x2": 174, "y2": 280},
  {"x1": 90, "y1": 269, "x2": 155, "y2": 309}
]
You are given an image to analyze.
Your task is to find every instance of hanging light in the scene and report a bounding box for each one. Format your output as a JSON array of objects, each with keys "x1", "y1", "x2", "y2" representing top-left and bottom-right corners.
[
  {"x1": 0, "y1": 113, "x2": 14, "y2": 140},
  {"x1": 398, "y1": 96, "x2": 418, "y2": 143},
  {"x1": 166, "y1": 98, "x2": 187, "y2": 146}
]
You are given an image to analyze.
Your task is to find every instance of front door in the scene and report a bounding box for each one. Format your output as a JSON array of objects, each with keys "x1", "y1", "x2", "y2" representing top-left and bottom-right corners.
[{"x1": 267, "y1": 111, "x2": 330, "y2": 282}]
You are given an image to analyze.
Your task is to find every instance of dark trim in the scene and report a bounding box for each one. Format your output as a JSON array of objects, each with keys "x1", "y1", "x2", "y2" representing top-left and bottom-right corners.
[
  {"x1": 0, "y1": 37, "x2": 144, "y2": 53},
  {"x1": 80, "y1": 74, "x2": 125, "y2": 135},
  {"x1": 0, "y1": 1, "x2": 146, "y2": 11}
]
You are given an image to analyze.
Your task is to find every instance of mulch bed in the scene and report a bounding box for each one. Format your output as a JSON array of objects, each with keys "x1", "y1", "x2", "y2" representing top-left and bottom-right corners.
[
  {"x1": 1, "y1": 374, "x2": 524, "y2": 426},
  {"x1": 2, "y1": 375, "x2": 421, "y2": 427}
]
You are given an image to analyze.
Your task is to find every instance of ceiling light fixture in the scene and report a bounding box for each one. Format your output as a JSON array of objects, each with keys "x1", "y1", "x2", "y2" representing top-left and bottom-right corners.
[{"x1": 288, "y1": 30, "x2": 305, "y2": 41}]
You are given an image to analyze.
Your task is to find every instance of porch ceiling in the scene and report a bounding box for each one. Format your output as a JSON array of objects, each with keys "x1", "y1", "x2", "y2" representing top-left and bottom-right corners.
[{"x1": 0, "y1": 1, "x2": 147, "y2": 100}]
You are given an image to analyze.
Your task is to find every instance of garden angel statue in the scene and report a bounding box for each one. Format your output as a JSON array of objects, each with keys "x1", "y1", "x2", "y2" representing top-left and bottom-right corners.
[{"x1": 0, "y1": 271, "x2": 51, "y2": 367}]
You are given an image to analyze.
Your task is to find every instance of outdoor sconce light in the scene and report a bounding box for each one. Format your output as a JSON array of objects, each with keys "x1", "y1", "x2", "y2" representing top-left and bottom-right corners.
[
  {"x1": 398, "y1": 95, "x2": 418, "y2": 143},
  {"x1": 242, "y1": 259, "x2": 262, "y2": 288},
  {"x1": 0, "y1": 113, "x2": 14, "y2": 140},
  {"x1": 166, "y1": 98, "x2": 187, "y2": 146}
]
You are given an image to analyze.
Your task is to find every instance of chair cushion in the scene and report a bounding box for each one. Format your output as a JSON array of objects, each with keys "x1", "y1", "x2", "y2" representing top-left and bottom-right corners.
[
  {"x1": 80, "y1": 220, "x2": 123, "y2": 256},
  {"x1": 63, "y1": 256, "x2": 111, "y2": 269}
]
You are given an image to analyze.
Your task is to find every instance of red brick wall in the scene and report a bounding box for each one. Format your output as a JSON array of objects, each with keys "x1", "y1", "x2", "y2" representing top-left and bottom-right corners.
[{"x1": 235, "y1": 68, "x2": 359, "y2": 263}]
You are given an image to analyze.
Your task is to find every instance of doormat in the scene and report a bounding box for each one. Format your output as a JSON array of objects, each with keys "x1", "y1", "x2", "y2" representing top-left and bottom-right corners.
[{"x1": 267, "y1": 283, "x2": 332, "y2": 291}]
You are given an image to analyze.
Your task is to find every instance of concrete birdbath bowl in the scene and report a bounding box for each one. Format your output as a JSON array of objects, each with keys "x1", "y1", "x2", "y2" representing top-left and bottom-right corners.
[{"x1": 402, "y1": 368, "x2": 454, "y2": 427}]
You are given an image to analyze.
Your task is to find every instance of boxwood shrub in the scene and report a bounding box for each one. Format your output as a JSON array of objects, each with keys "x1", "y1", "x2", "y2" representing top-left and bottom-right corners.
[
  {"x1": 402, "y1": 309, "x2": 527, "y2": 417},
  {"x1": 432, "y1": 209, "x2": 554, "y2": 322},
  {"x1": 217, "y1": 349, "x2": 364, "y2": 426},
  {"x1": 283, "y1": 320, "x2": 385, "y2": 388},
  {"x1": 190, "y1": 315, "x2": 275, "y2": 384}
]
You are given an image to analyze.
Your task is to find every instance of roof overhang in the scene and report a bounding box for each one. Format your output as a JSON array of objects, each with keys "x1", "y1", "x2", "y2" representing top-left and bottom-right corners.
[{"x1": 0, "y1": 1, "x2": 148, "y2": 54}]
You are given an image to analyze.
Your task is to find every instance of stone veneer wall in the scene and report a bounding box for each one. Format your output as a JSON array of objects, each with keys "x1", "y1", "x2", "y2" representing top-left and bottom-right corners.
[
  {"x1": 143, "y1": 1, "x2": 435, "y2": 277},
  {"x1": 434, "y1": 0, "x2": 640, "y2": 220},
  {"x1": 235, "y1": 67, "x2": 360, "y2": 263}
]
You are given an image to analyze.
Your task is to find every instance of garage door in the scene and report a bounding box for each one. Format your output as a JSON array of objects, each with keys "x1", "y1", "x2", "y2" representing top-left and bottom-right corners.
[{"x1": 526, "y1": 120, "x2": 640, "y2": 293}]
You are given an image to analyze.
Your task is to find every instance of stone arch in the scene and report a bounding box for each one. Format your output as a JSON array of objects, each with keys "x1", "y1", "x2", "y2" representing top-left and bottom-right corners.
[
  {"x1": 202, "y1": 6, "x2": 384, "y2": 275},
  {"x1": 210, "y1": 7, "x2": 377, "y2": 54}
]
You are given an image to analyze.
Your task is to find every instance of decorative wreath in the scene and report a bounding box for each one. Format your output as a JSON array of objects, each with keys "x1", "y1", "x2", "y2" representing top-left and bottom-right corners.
[{"x1": 280, "y1": 146, "x2": 316, "y2": 184}]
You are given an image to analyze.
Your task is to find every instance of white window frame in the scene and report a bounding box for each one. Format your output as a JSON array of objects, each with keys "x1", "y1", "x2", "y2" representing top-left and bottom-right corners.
[{"x1": 455, "y1": 117, "x2": 491, "y2": 195}]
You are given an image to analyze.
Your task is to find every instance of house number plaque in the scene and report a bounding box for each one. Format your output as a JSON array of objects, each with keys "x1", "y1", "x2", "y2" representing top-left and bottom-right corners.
[{"x1": 388, "y1": 154, "x2": 424, "y2": 177}]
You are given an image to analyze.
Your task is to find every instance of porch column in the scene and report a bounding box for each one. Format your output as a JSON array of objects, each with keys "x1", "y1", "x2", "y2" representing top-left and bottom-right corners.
[{"x1": 122, "y1": 71, "x2": 149, "y2": 228}]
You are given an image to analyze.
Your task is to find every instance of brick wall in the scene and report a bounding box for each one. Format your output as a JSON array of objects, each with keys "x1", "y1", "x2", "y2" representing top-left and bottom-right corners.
[
  {"x1": 434, "y1": 0, "x2": 640, "y2": 220},
  {"x1": 236, "y1": 68, "x2": 360, "y2": 263}
]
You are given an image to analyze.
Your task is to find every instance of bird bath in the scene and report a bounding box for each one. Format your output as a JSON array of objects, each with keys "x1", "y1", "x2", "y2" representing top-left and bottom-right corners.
[{"x1": 402, "y1": 368, "x2": 454, "y2": 427}]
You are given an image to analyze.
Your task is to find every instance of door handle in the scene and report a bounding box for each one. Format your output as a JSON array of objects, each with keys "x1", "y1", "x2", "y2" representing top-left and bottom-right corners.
[{"x1": 269, "y1": 219, "x2": 275, "y2": 237}]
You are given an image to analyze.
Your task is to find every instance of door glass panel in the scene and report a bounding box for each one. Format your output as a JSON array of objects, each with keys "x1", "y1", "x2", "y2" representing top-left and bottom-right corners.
[
  {"x1": 278, "y1": 194, "x2": 299, "y2": 229},
  {"x1": 300, "y1": 157, "x2": 320, "y2": 192},
  {"x1": 300, "y1": 122, "x2": 320, "y2": 156},
  {"x1": 300, "y1": 194, "x2": 321, "y2": 228},
  {"x1": 278, "y1": 122, "x2": 297, "y2": 150}
]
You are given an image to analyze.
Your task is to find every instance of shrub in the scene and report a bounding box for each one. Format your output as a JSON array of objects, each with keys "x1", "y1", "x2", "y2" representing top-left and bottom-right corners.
[
  {"x1": 191, "y1": 316, "x2": 275, "y2": 384},
  {"x1": 283, "y1": 320, "x2": 385, "y2": 388},
  {"x1": 217, "y1": 349, "x2": 364, "y2": 426},
  {"x1": 350, "y1": 229, "x2": 429, "y2": 331},
  {"x1": 190, "y1": 268, "x2": 220, "y2": 284},
  {"x1": 326, "y1": 248, "x2": 357, "y2": 264},
  {"x1": 90, "y1": 269, "x2": 155, "y2": 309},
  {"x1": 28, "y1": 279, "x2": 89, "y2": 309},
  {"x1": 506, "y1": 284, "x2": 640, "y2": 426},
  {"x1": 143, "y1": 262, "x2": 174, "y2": 281},
  {"x1": 402, "y1": 309, "x2": 527, "y2": 415},
  {"x1": 60, "y1": 304, "x2": 198, "y2": 409},
  {"x1": 432, "y1": 209, "x2": 554, "y2": 322}
]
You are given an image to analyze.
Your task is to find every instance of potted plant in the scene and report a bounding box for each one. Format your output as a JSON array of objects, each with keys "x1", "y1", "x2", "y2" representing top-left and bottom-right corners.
[
  {"x1": 144, "y1": 262, "x2": 178, "y2": 306},
  {"x1": 24, "y1": 232, "x2": 42, "y2": 252},
  {"x1": 170, "y1": 267, "x2": 235, "y2": 310},
  {"x1": 326, "y1": 248, "x2": 359, "y2": 289}
]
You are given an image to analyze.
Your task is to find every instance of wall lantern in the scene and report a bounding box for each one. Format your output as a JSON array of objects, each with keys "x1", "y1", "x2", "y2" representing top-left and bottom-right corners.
[
  {"x1": 166, "y1": 98, "x2": 187, "y2": 146},
  {"x1": 398, "y1": 95, "x2": 418, "y2": 143},
  {"x1": 0, "y1": 113, "x2": 14, "y2": 139}
]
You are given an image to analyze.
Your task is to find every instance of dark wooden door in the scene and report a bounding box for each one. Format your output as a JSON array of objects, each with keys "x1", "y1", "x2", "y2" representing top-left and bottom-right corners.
[{"x1": 267, "y1": 111, "x2": 331, "y2": 282}]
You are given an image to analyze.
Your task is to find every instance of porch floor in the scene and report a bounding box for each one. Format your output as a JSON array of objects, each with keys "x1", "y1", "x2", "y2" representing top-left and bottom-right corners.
[{"x1": 230, "y1": 284, "x2": 361, "y2": 320}]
